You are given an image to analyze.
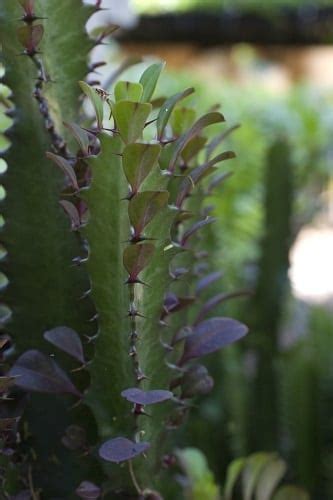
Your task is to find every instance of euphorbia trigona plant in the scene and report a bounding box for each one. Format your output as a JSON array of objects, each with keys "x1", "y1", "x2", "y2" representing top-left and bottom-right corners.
[{"x1": 0, "y1": 1, "x2": 247, "y2": 497}]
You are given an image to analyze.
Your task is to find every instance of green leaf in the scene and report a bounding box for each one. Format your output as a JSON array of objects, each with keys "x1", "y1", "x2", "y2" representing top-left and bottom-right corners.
[
  {"x1": 113, "y1": 100, "x2": 152, "y2": 143},
  {"x1": 46, "y1": 152, "x2": 79, "y2": 191},
  {"x1": 123, "y1": 142, "x2": 161, "y2": 193},
  {"x1": 128, "y1": 191, "x2": 169, "y2": 236},
  {"x1": 79, "y1": 81, "x2": 104, "y2": 129},
  {"x1": 114, "y1": 81, "x2": 143, "y2": 102},
  {"x1": 272, "y1": 486, "x2": 310, "y2": 500},
  {"x1": 139, "y1": 62, "x2": 165, "y2": 102},
  {"x1": 224, "y1": 457, "x2": 246, "y2": 500},
  {"x1": 157, "y1": 87, "x2": 194, "y2": 139},
  {"x1": 255, "y1": 458, "x2": 287, "y2": 500},
  {"x1": 242, "y1": 453, "x2": 277, "y2": 500},
  {"x1": 64, "y1": 122, "x2": 90, "y2": 155},
  {"x1": 123, "y1": 242, "x2": 155, "y2": 280}
]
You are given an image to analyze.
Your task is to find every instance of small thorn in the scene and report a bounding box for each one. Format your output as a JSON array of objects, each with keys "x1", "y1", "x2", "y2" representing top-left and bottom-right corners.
[
  {"x1": 88, "y1": 313, "x2": 99, "y2": 322},
  {"x1": 79, "y1": 289, "x2": 91, "y2": 300},
  {"x1": 85, "y1": 334, "x2": 98, "y2": 344}
]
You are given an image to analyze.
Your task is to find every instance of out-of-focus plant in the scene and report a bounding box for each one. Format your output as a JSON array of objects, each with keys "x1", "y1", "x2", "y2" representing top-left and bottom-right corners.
[{"x1": 0, "y1": 1, "x2": 250, "y2": 497}]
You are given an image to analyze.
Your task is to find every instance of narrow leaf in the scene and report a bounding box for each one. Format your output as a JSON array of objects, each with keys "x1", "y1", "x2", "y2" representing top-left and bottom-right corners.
[
  {"x1": 224, "y1": 457, "x2": 246, "y2": 500},
  {"x1": 272, "y1": 486, "x2": 310, "y2": 500},
  {"x1": 44, "y1": 326, "x2": 85, "y2": 364},
  {"x1": 123, "y1": 143, "x2": 161, "y2": 194},
  {"x1": 194, "y1": 290, "x2": 251, "y2": 325},
  {"x1": 195, "y1": 271, "x2": 223, "y2": 295},
  {"x1": 79, "y1": 81, "x2": 104, "y2": 129},
  {"x1": 255, "y1": 458, "x2": 287, "y2": 500},
  {"x1": 121, "y1": 388, "x2": 173, "y2": 405},
  {"x1": 180, "y1": 317, "x2": 248, "y2": 365},
  {"x1": 99, "y1": 437, "x2": 150, "y2": 463},
  {"x1": 123, "y1": 243, "x2": 155, "y2": 280},
  {"x1": 64, "y1": 123, "x2": 90, "y2": 156},
  {"x1": 242, "y1": 453, "x2": 277, "y2": 500},
  {"x1": 207, "y1": 171, "x2": 233, "y2": 195},
  {"x1": 114, "y1": 81, "x2": 143, "y2": 102},
  {"x1": 9, "y1": 350, "x2": 81, "y2": 397},
  {"x1": 206, "y1": 124, "x2": 240, "y2": 160},
  {"x1": 181, "y1": 217, "x2": 216, "y2": 247},
  {"x1": 59, "y1": 200, "x2": 81, "y2": 231},
  {"x1": 139, "y1": 62, "x2": 165, "y2": 102},
  {"x1": 46, "y1": 152, "x2": 79, "y2": 190},
  {"x1": 113, "y1": 100, "x2": 152, "y2": 144},
  {"x1": 129, "y1": 191, "x2": 169, "y2": 236},
  {"x1": 157, "y1": 87, "x2": 194, "y2": 139}
]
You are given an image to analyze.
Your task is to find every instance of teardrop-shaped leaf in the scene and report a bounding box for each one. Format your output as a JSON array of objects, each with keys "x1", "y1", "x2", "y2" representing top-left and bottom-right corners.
[
  {"x1": 114, "y1": 81, "x2": 143, "y2": 102},
  {"x1": 181, "y1": 217, "x2": 216, "y2": 247},
  {"x1": 123, "y1": 243, "x2": 155, "y2": 281},
  {"x1": 206, "y1": 124, "x2": 240, "y2": 160},
  {"x1": 59, "y1": 200, "x2": 81, "y2": 231},
  {"x1": 181, "y1": 136, "x2": 207, "y2": 163},
  {"x1": 207, "y1": 171, "x2": 233, "y2": 195},
  {"x1": 224, "y1": 457, "x2": 246, "y2": 500},
  {"x1": 9, "y1": 350, "x2": 81, "y2": 397},
  {"x1": 194, "y1": 290, "x2": 251, "y2": 325},
  {"x1": 195, "y1": 272, "x2": 223, "y2": 295},
  {"x1": 272, "y1": 486, "x2": 310, "y2": 500},
  {"x1": 113, "y1": 100, "x2": 152, "y2": 144},
  {"x1": 79, "y1": 81, "x2": 104, "y2": 130},
  {"x1": 157, "y1": 87, "x2": 194, "y2": 139},
  {"x1": 123, "y1": 143, "x2": 161, "y2": 194},
  {"x1": 44, "y1": 326, "x2": 85, "y2": 364},
  {"x1": 242, "y1": 453, "x2": 276, "y2": 500},
  {"x1": 167, "y1": 112, "x2": 225, "y2": 173},
  {"x1": 255, "y1": 457, "x2": 287, "y2": 500},
  {"x1": 181, "y1": 364, "x2": 214, "y2": 398},
  {"x1": 17, "y1": 24, "x2": 43, "y2": 53},
  {"x1": 46, "y1": 152, "x2": 79, "y2": 190},
  {"x1": 139, "y1": 62, "x2": 165, "y2": 102},
  {"x1": 76, "y1": 481, "x2": 101, "y2": 499},
  {"x1": 99, "y1": 437, "x2": 150, "y2": 464},
  {"x1": 129, "y1": 191, "x2": 169, "y2": 236},
  {"x1": 180, "y1": 317, "x2": 248, "y2": 365},
  {"x1": 121, "y1": 388, "x2": 173, "y2": 405},
  {"x1": 64, "y1": 123, "x2": 91, "y2": 156}
]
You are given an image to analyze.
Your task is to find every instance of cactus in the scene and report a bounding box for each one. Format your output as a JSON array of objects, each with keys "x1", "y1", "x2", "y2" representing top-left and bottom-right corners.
[{"x1": 0, "y1": 1, "x2": 248, "y2": 497}]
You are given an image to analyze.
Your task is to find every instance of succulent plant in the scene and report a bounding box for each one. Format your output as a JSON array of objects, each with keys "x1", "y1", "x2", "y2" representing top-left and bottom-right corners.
[{"x1": 0, "y1": 1, "x2": 248, "y2": 497}]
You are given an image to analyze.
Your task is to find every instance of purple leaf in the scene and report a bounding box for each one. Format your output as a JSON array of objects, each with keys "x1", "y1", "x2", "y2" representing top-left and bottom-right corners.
[
  {"x1": 181, "y1": 217, "x2": 216, "y2": 247},
  {"x1": 123, "y1": 243, "x2": 155, "y2": 281},
  {"x1": 47, "y1": 152, "x2": 79, "y2": 191},
  {"x1": 9, "y1": 350, "x2": 81, "y2": 397},
  {"x1": 76, "y1": 481, "x2": 101, "y2": 499},
  {"x1": 121, "y1": 388, "x2": 173, "y2": 405},
  {"x1": 162, "y1": 293, "x2": 195, "y2": 319},
  {"x1": 195, "y1": 271, "x2": 223, "y2": 295},
  {"x1": 59, "y1": 200, "x2": 81, "y2": 231},
  {"x1": 194, "y1": 290, "x2": 251, "y2": 325},
  {"x1": 180, "y1": 364, "x2": 214, "y2": 398},
  {"x1": 207, "y1": 171, "x2": 233, "y2": 195},
  {"x1": 44, "y1": 326, "x2": 85, "y2": 364},
  {"x1": 99, "y1": 437, "x2": 150, "y2": 463},
  {"x1": 206, "y1": 123, "x2": 240, "y2": 160},
  {"x1": 179, "y1": 317, "x2": 248, "y2": 365}
]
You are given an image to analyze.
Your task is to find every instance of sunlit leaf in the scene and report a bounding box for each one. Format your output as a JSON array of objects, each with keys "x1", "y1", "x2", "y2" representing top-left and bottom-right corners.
[
  {"x1": 139, "y1": 62, "x2": 165, "y2": 102},
  {"x1": 123, "y1": 142, "x2": 161, "y2": 194},
  {"x1": 44, "y1": 326, "x2": 85, "y2": 364},
  {"x1": 114, "y1": 81, "x2": 143, "y2": 102},
  {"x1": 9, "y1": 350, "x2": 81, "y2": 396},
  {"x1": 79, "y1": 81, "x2": 104, "y2": 129},
  {"x1": 99, "y1": 437, "x2": 150, "y2": 463}
]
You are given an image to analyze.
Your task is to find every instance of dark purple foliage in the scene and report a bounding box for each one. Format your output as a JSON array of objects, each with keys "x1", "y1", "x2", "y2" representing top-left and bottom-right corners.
[
  {"x1": 179, "y1": 317, "x2": 248, "y2": 365},
  {"x1": 180, "y1": 364, "x2": 214, "y2": 398},
  {"x1": 9, "y1": 350, "x2": 81, "y2": 397},
  {"x1": 195, "y1": 271, "x2": 223, "y2": 294},
  {"x1": 99, "y1": 437, "x2": 150, "y2": 463},
  {"x1": 76, "y1": 481, "x2": 101, "y2": 499},
  {"x1": 121, "y1": 387, "x2": 173, "y2": 405},
  {"x1": 44, "y1": 326, "x2": 85, "y2": 364}
]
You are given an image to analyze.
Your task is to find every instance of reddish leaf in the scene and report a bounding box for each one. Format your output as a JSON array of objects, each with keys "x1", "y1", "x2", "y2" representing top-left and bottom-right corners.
[
  {"x1": 99, "y1": 437, "x2": 150, "y2": 463},
  {"x1": 121, "y1": 388, "x2": 173, "y2": 405},
  {"x1": 44, "y1": 326, "x2": 85, "y2": 364},
  {"x1": 17, "y1": 24, "x2": 43, "y2": 53},
  {"x1": 129, "y1": 191, "x2": 169, "y2": 237},
  {"x1": 46, "y1": 152, "x2": 79, "y2": 191},
  {"x1": 59, "y1": 200, "x2": 81, "y2": 231},
  {"x1": 9, "y1": 350, "x2": 81, "y2": 397},
  {"x1": 123, "y1": 243, "x2": 155, "y2": 281},
  {"x1": 123, "y1": 143, "x2": 161, "y2": 194},
  {"x1": 179, "y1": 317, "x2": 248, "y2": 365},
  {"x1": 76, "y1": 481, "x2": 101, "y2": 499}
]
